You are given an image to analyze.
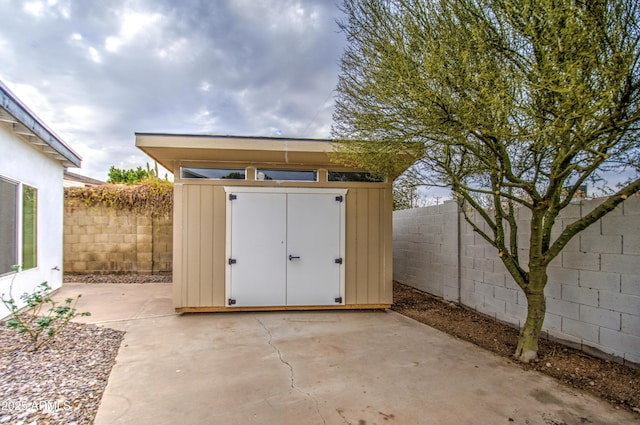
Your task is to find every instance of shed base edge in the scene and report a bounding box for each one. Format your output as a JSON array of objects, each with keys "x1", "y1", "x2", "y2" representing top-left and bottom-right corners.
[{"x1": 176, "y1": 304, "x2": 391, "y2": 313}]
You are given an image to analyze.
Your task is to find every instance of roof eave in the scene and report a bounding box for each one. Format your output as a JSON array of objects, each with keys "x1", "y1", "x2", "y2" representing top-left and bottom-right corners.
[{"x1": 0, "y1": 81, "x2": 82, "y2": 168}]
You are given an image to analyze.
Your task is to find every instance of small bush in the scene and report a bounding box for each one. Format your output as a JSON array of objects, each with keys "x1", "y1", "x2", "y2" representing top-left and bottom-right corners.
[{"x1": 1, "y1": 266, "x2": 91, "y2": 351}]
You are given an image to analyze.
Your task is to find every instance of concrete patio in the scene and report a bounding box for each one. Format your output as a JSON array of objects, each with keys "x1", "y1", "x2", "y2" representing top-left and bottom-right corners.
[{"x1": 57, "y1": 283, "x2": 638, "y2": 425}]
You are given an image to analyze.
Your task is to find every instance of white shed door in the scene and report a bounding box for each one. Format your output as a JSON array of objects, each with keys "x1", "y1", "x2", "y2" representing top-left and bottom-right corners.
[
  {"x1": 228, "y1": 193, "x2": 287, "y2": 306},
  {"x1": 286, "y1": 193, "x2": 342, "y2": 305},
  {"x1": 227, "y1": 190, "x2": 344, "y2": 307}
]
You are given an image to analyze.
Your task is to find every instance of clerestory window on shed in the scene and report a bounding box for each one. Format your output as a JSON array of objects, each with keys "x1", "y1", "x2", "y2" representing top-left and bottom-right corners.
[
  {"x1": 180, "y1": 167, "x2": 246, "y2": 180},
  {"x1": 256, "y1": 169, "x2": 317, "y2": 182},
  {"x1": 328, "y1": 171, "x2": 385, "y2": 182}
]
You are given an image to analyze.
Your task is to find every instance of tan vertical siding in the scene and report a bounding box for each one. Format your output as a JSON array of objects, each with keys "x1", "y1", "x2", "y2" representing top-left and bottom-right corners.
[
  {"x1": 193, "y1": 185, "x2": 227, "y2": 307},
  {"x1": 185, "y1": 186, "x2": 201, "y2": 306},
  {"x1": 176, "y1": 185, "x2": 227, "y2": 307},
  {"x1": 345, "y1": 191, "x2": 358, "y2": 304},
  {"x1": 342, "y1": 187, "x2": 392, "y2": 305},
  {"x1": 172, "y1": 182, "x2": 184, "y2": 308},
  {"x1": 367, "y1": 189, "x2": 381, "y2": 304},
  {"x1": 211, "y1": 187, "x2": 227, "y2": 306},
  {"x1": 355, "y1": 189, "x2": 370, "y2": 304},
  {"x1": 381, "y1": 188, "x2": 393, "y2": 303},
  {"x1": 199, "y1": 186, "x2": 214, "y2": 306}
]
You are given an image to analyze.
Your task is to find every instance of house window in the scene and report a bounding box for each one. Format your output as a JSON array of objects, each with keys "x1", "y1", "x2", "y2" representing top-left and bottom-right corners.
[
  {"x1": 0, "y1": 176, "x2": 38, "y2": 275},
  {"x1": 328, "y1": 171, "x2": 385, "y2": 182},
  {"x1": 256, "y1": 169, "x2": 317, "y2": 182},
  {"x1": 181, "y1": 167, "x2": 246, "y2": 180}
]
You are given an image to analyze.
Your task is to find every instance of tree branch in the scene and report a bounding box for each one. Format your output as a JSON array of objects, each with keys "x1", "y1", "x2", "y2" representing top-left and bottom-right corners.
[{"x1": 546, "y1": 177, "x2": 640, "y2": 263}]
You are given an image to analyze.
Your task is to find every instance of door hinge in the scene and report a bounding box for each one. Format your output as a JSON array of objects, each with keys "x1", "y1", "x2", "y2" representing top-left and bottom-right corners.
[
  {"x1": 228, "y1": 258, "x2": 237, "y2": 265},
  {"x1": 334, "y1": 296, "x2": 343, "y2": 303},
  {"x1": 229, "y1": 194, "x2": 237, "y2": 200},
  {"x1": 228, "y1": 298, "x2": 236, "y2": 305},
  {"x1": 335, "y1": 195, "x2": 343, "y2": 202},
  {"x1": 334, "y1": 258, "x2": 343, "y2": 264}
]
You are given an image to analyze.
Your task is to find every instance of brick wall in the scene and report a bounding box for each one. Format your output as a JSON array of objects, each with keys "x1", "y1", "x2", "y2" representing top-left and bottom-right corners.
[
  {"x1": 393, "y1": 196, "x2": 640, "y2": 366},
  {"x1": 64, "y1": 198, "x2": 172, "y2": 274}
]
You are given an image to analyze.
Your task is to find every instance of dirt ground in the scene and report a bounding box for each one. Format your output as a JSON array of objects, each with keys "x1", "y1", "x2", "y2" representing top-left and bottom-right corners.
[{"x1": 392, "y1": 282, "x2": 640, "y2": 416}]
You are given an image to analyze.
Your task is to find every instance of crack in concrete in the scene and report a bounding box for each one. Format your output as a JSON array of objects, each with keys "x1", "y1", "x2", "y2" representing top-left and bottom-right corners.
[
  {"x1": 256, "y1": 317, "x2": 327, "y2": 425},
  {"x1": 336, "y1": 408, "x2": 352, "y2": 424}
]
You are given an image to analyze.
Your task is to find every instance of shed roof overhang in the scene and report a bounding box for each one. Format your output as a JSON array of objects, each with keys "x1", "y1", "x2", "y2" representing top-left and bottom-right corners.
[
  {"x1": 136, "y1": 133, "x2": 344, "y2": 173},
  {"x1": 0, "y1": 80, "x2": 82, "y2": 168}
]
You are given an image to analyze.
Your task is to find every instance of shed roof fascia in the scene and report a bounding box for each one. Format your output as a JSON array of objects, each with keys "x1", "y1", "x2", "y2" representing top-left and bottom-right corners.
[
  {"x1": 0, "y1": 81, "x2": 82, "y2": 168},
  {"x1": 135, "y1": 133, "x2": 334, "y2": 152},
  {"x1": 135, "y1": 133, "x2": 339, "y2": 173}
]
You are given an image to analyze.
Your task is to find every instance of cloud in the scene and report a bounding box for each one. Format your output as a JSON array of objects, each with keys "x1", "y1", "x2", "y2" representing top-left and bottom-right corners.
[
  {"x1": 88, "y1": 46, "x2": 102, "y2": 63},
  {"x1": 23, "y1": 1, "x2": 45, "y2": 17},
  {"x1": 229, "y1": 0, "x2": 321, "y2": 34},
  {"x1": 104, "y1": 9, "x2": 163, "y2": 53},
  {"x1": 5, "y1": 82, "x2": 57, "y2": 125},
  {"x1": 23, "y1": 0, "x2": 71, "y2": 19},
  {"x1": 0, "y1": 0, "x2": 346, "y2": 179}
]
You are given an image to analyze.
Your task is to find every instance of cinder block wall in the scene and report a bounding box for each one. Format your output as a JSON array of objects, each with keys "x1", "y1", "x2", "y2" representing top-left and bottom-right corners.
[
  {"x1": 64, "y1": 199, "x2": 172, "y2": 274},
  {"x1": 152, "y1": 218, "x2": 173, "y2": 273},
  {"x1": 393, "y1": 201, "x2": 459, "y2": 299},
  {"x1": 393, "y1": 196, "x2": 640, "y2": 366}
]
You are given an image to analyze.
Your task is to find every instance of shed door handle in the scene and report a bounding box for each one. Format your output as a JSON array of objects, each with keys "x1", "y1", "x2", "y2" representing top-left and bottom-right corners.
[{"x1": 289, "y1": 255, "x2": 301, "y2": 261}]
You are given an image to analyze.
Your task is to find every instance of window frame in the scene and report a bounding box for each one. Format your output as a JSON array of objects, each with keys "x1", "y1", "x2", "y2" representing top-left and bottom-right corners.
[{"x1": 0, "y1": 175, "x2": 38, "y2": 276}]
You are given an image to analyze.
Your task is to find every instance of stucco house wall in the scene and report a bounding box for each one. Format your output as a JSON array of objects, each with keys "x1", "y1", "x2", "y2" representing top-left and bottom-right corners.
[{"x1": 0, "y1": 81, "x2": 81, "y2": 317}]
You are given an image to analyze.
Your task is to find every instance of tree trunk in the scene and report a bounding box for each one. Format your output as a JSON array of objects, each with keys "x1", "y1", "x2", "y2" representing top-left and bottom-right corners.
[{"x1": 514, "y1": 266, "x2": 547, "y2": 362}]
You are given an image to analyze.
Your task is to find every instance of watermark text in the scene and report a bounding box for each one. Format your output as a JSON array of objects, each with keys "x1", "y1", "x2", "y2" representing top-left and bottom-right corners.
[{"x1": 1, "y1": 400, "x2": 72, "y2": 412}]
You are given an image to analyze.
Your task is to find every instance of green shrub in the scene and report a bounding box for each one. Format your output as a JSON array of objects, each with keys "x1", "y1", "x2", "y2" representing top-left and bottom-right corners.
[{"x1": 1, "y1": 266, "x2": 91, "y2": 351}]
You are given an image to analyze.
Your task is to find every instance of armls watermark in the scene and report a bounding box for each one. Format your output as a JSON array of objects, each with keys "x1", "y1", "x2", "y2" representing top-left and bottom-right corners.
[{"x1": 1, "y1": 400, "x2": 72, "y2": 412}]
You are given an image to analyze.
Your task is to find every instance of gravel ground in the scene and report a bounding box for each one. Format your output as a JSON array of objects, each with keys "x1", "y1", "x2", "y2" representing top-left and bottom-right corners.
[
  {"x1": 0, "y1": 322, "x2": 124, "y2": 425},
  {"x1": 64, "y1": 274, "x2": 171, "y2": 284}
]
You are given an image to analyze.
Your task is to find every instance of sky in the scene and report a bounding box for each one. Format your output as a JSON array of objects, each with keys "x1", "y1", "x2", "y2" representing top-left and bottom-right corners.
[{"x1": 0, "y1": 0, "x2": 347, "y2": 181}]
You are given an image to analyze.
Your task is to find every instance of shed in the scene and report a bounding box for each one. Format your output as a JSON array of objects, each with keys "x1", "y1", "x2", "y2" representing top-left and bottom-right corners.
[{"x1": 136, "y1": 133, "x2": 402, "y2": 312}]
